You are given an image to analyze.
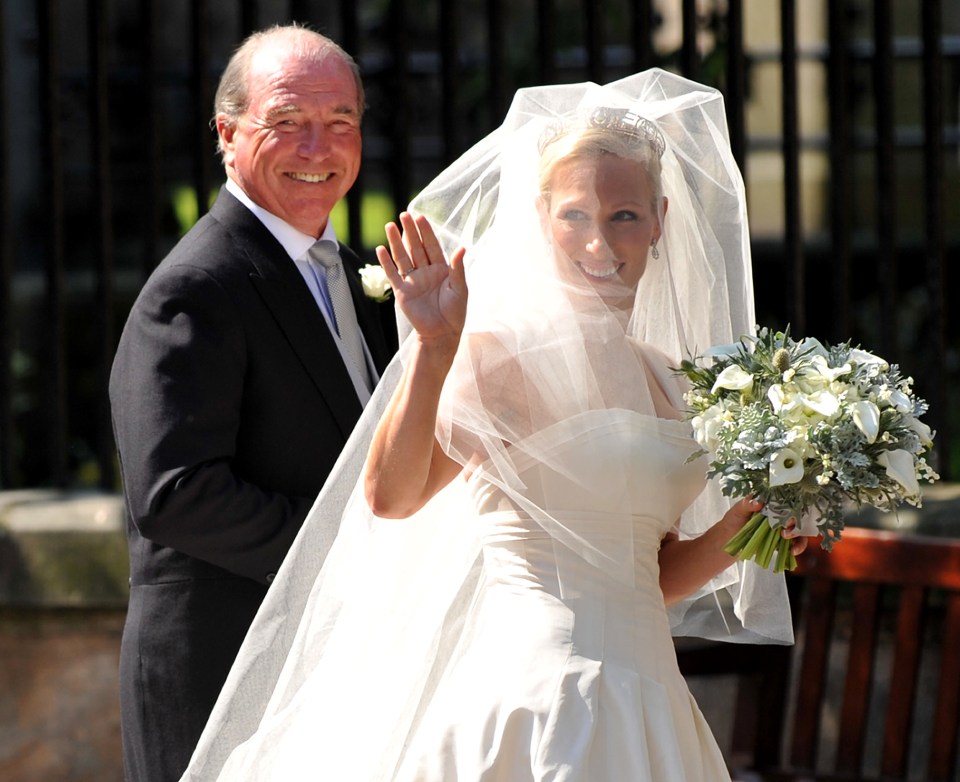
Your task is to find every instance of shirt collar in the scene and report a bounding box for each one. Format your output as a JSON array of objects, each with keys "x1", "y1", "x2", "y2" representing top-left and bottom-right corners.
[{"x1": 224, "y1": 177, "x2": 339, "y2": 261}]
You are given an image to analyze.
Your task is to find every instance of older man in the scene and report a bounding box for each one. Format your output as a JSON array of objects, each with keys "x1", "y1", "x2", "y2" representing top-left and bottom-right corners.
[{"x1": 109, "y1": 24, "x2": 395, "y2": 782}]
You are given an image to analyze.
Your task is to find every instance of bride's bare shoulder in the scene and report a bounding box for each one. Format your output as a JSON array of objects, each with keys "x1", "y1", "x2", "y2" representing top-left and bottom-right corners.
[{"x1": 625, "y1": 338, "x2": 689, "y2": 419}]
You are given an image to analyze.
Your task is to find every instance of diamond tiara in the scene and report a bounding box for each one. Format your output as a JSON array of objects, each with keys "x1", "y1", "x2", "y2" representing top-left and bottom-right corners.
[{"x1": 538, "y1": 106, "x2": 666, "y2": 159}]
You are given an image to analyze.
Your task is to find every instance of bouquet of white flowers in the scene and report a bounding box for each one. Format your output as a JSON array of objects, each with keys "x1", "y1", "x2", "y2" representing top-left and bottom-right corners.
[{"x1": 677, "y1": 327, "x2": 939, "y2": 573}]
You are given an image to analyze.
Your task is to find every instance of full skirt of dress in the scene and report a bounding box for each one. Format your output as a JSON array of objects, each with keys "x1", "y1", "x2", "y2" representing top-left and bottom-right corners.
[{"x1": 201, "y1": 411, "x2": 731, "y2": 781}]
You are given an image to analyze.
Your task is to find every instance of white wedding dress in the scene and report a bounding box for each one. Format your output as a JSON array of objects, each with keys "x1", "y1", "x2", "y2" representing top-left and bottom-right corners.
[
  {"x1": 205, "y1": 408, "x2": 731, "y2": 781},
  {"x1": 390, "y1": 409, "x2": 730, "y2": 781}
]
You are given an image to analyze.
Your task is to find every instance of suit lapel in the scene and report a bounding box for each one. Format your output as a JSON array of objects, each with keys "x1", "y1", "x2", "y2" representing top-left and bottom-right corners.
[
  {"x1": 210, "y1": 192, "x2": 364, "y2": 437},
  {"x1": 337, "y1": 243, "x2": 395, "y2": 373}
]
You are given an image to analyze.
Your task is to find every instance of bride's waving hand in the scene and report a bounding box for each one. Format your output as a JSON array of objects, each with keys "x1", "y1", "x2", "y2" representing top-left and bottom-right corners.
[
  {"x1": 376, "y1": 212, "x2": 467, "y2": 344},
  {"x1": 365, "y1": 213, "x2": 467, "y2": 519}
]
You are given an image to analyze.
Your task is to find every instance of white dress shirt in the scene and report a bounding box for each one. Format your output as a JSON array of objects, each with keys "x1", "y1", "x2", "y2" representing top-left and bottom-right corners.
[{"x1": 224, "y1": 178, "x2": 376, "y2": 405}]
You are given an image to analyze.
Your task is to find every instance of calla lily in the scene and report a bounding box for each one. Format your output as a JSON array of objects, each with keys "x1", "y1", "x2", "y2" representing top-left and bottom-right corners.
[
  {"x1": 767, "y1": 384, "x2": 793, "y2": 414},
  {"x1": 810, "y1": 355, "x2": 852, "y2": 382},
  {"x1": 850, "y1": 400, "x2": 880, "y2": 443},
  {"x1": 877, "y1": 449, "x2": 920, "y2": 497},
  {"x1": 786, "y1": 428, "x2": 816, "y2": 458},
  {"x1": 711, "y1": 365, "x2": 754, "y2": 394},
  {"x1": 799, "y1": 390, "x2": 840, "y2": 418},
  {"x1": 907, "y1": 417, "x2": 934, "y2": 448},
  {"x1": 795, "y1": 336, "x2": 829, "y2": 359},
  {"x1": 885, "y1": 388, "x2": 912, "y2": 412},
  {"x1": 849, "y1": 348, "x2": 888, "y2": 370},
  {"x1": 691, "y1": 407, "x2": 725, "y2": 452},
  {"x1": 770, "y1": 448, "x2": 805, "y2": 486}
]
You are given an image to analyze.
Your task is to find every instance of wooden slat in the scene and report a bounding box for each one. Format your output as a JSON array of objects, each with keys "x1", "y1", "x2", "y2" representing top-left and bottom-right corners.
[
  {"x1": 796, "y1": 528, "x2": 960, "y2": 591},
  {"x1": 739, "y1": 529, "x2": 960, "y2": 781},
  {"x1": 835, "y1": 583, "x2": 879, "y2": 774},
  {"x1": 880, "y1": 585, "x2": 925, "y2": 777},
  {"x1": 789, "y1": 577, "x2": 835, "y2": 769},
  {"x1": 927, "y1": 593, "x2": 960, "y2": 780}
]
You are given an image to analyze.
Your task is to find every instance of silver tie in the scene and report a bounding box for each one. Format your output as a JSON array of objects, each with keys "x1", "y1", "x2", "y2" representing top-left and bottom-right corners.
[{"x1": 308, "y1": 241, "x2": 371, "y2": 392}]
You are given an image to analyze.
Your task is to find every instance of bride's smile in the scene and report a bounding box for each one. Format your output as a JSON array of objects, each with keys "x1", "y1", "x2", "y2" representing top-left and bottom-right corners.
[{"x1": 545, "y1": 153, "x2": 665, "y2": 299}]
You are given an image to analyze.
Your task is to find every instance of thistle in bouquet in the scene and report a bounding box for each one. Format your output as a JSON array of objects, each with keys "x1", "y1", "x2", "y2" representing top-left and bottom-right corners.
[{"x1": 676, "y1": 327, "x2": 939, "y2": 574}]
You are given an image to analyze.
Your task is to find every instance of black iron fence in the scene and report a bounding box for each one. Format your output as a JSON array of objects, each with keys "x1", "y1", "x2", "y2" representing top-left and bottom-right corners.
[{"x1": 0, "y1": 0, "x2": 957, "y2": 490}]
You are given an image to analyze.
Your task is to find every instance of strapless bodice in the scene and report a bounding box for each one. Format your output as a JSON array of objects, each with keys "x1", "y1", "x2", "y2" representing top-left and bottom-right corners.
[
  {"x1": 468, "y1": 409, "x2": 706, "y2": 584},
  {"x1": 471, "y1": 409, "x2": 704, "y2": 524},
  {"x1": 391, "y1": 410, "x2": 730, "y2": 781}
]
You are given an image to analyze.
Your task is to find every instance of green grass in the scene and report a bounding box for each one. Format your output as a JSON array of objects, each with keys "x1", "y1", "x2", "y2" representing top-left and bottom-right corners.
[{"x1": 171, "y1": 185, "x2": 398, "y2": 249}]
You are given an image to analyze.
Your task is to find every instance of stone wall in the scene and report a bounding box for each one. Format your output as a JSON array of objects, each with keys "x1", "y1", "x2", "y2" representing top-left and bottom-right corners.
[{"x1": 0, "y1": 491, "x2": 127, "y2": 782}]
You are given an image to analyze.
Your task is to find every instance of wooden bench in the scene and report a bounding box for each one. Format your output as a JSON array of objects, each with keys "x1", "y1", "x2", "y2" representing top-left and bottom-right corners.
[{"x1": 678, "y1": 526, "x2": 960, "y2": 782}]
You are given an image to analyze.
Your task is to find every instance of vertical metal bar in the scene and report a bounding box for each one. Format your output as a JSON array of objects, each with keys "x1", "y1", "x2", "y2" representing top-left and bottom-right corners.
[
  {"x1": 585, "y1": 0, "x2": 604, "y2": 84},
  {"x1": 89, "y1": 0, "x2": 116, "y2": 490},
  {"x1": 725, "y1": 0, "x2": 747, "y2": 172},
  {"x1": 387, "y1": 0, "x2": 412, "y2": 216},
  {"x1": 631, "y1": 0, "x2": 655, "y2": 72},
  {"x1": 240, "y1": 0, "x2": 258, "y2": 35},
  {"x1": 487, "y1": 0, "x2": 507, "y2": 125},
  {"x1": 139, "y1": 0, "x2": 161, "y2": 278},
  {"x1": 338, "y1": 0, "x2": 365, "y2": 249},
  {"x1": 289, "y1": 0, "x2": 309, "y2": 21},
  {"x1": 873, "y1": 0, "x2": 898, "y2": 358},
  {"x1": 827, "y1": 0, "x2": 852, "y2": 341},
  {"x1": 780, "y1": 0, "x2": 804, "y2": 334},
  {"x1": 536, "y1": 0, "x2": 556, "y2": 85},
  {"x1": 680, "y1": 0, "x2": 699, "y2": 80},
  {"x1": 0, "y1": 0, "x2": 12, "y2": 486},
  {"x1": 440, "y1": 0, "x2": 462, "y2": 163},
  {"x1": 190, "y1": 0, "x2": 214, "y2": 217},
  {"x1": 920, "y1": 0, "x2": 948, "y2": 480},
  {"x1": 38, "y1": 0, "x2": 68, "y2": 487}
]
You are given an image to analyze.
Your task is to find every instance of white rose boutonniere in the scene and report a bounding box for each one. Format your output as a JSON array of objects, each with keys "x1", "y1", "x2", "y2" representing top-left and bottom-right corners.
[{"x1": 359, "y1": 264, "x2": 393, "y2": 302}]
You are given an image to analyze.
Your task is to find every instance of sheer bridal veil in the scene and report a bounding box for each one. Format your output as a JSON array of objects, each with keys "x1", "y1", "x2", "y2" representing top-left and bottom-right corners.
[{"x1": 181, "y1": 68, "x2": 794, "y2": 782}]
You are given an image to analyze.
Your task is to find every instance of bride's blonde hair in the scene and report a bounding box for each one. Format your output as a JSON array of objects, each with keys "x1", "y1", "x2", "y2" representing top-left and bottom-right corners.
[{"x1": 537, "y1": 122, "x2": 665, "y2": 212}]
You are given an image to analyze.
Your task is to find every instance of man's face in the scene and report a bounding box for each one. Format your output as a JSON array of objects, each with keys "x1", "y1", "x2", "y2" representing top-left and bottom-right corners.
[{"x1": 218, "y1": 46, "x2": 362, "y2": 237}]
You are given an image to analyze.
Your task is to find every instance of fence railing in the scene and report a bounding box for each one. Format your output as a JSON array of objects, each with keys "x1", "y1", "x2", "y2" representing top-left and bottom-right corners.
[{"x1": 0, "y1": 0, "x2": 956, "y2": 491}]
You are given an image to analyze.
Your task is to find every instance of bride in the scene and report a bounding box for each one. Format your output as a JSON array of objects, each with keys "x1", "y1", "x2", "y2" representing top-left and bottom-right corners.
[{"x1": 181, "y1": 69, "x2": 805, "y2": 781}]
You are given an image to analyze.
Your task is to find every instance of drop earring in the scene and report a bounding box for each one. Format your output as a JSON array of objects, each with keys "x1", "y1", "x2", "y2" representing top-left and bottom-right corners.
[{"x1": 650, "y1": 239, "x2": 660, "y2": 260}]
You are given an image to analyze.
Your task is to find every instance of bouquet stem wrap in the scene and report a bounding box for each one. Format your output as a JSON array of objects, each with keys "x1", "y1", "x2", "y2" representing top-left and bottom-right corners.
[{"x1": 723, "y1": 512, "x2": 797, "y2": 574}]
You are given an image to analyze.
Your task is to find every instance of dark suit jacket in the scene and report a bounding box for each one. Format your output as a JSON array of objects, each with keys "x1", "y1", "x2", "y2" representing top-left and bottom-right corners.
[{"x1": 109, "y1": 188, "x2": 395, "y2": 782}]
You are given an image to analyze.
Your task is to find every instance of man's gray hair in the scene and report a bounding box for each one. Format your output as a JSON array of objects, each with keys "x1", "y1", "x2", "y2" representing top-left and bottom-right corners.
[{"x1": 212, "y1": 23, "x2": 365, "y2": 154}]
